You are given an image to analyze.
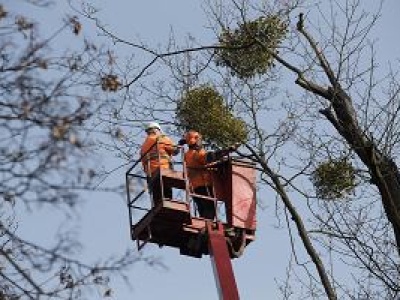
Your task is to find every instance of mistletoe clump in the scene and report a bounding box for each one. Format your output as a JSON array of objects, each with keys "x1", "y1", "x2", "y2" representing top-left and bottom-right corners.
[
  {"x1": 215, "y1": 15, "x2": 287, "y2": 79},
  {"x1": 311, "y1": 159, "x2": 356, "y2": 200},
  {"x1": 176, "y1": 86, "x2": 247, "y2": 147}
]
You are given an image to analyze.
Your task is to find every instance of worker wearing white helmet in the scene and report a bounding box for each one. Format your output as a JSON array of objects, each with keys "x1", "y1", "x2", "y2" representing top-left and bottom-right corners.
[
  {"x1": 140, "y1": 122, "x2": 179, "y2": 201},
  {"x1": 145, "y1": 122, "x2": 162, "y2": 133}
]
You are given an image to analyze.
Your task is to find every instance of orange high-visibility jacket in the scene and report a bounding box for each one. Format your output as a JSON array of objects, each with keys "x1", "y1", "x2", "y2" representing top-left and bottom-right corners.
[
  {"x1": 140, "y1": 134, "x2": 176, "y2": 175},
  {"x1": 184, "y1": 148, "x2": 212, "y2": 189}
]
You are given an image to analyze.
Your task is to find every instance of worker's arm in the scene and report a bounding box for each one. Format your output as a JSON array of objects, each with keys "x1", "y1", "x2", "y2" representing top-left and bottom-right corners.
[
  {"x1": 162, "y1": 136, "x2": 180, "y2": 156},
  {"x1": 195, "y1": 149, "x2": 208, "y2": 165},
  {"x1": 206, "y1": 143, "x2": 239, "y2": 163}
]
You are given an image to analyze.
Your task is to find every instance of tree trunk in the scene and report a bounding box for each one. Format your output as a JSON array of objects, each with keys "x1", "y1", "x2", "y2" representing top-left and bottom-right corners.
[
  {"x1": 323, "y1": 86, "x2": 400, "y2": 254},
  {"x1": 292, "y1": 16, "x2": 400, "y2": 255}
]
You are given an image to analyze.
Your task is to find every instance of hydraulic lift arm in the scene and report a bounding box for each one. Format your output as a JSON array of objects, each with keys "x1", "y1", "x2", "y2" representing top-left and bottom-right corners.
[{"x1": 207, "y1": 222, "x2": 240, "y2": 300}]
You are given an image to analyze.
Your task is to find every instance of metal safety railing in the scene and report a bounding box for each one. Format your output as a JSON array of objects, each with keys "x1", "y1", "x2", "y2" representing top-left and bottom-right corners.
[
  {"x1": 125, "y1": 140, "x2": 183, "y2": 240},
  {"x1": 125, "y1": 140, "x2": 229, "y2": 243}
]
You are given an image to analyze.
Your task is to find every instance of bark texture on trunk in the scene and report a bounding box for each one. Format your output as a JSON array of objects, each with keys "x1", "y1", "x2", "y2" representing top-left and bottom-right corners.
[
  {"x1": 294, "y1": 15, "x2": 400, "y2": 254},
  {"x1": 323, "y1": 86, "x2": 400, "y2": 253}
]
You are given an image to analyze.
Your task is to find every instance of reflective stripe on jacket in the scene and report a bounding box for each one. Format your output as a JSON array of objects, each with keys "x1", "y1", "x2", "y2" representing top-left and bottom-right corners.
[
  {"x1": 184, "y1": 148, "x2": 212, "y2": 189},
  {"x1": 140, "y1": 134, "x2": 176, "y2": 175}
]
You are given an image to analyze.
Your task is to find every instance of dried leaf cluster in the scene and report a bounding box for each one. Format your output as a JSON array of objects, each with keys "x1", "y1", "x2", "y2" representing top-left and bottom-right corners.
[{"x1": 101, "y1": 74, "x2": 121, "y2": 92}]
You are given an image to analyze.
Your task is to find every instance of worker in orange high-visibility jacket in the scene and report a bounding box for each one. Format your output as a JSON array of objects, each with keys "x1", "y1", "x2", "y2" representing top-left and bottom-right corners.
[
  {"x1": 141, "y1": 122, "x2": 179, "y2": 201},
  {"x1": 182, "y1": 130, "x2": 237, "y2": 219},
  {"x1": 183, "y1": 130, "x2": 215, "y2": 219}
]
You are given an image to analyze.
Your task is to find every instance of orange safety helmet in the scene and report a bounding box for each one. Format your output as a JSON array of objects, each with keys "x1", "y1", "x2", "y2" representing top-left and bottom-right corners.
[{"x1": 185, "y1": 130, "x2": 202, "y2": 146}]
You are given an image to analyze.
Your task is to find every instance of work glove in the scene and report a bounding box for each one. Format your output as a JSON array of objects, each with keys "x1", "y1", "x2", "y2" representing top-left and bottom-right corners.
[
  {"x1": 213, "y1": 143, "x2": 240, "y2": 159},
  {"x1": 227, "y1": 143, "x2": 240, "y2": 152}
]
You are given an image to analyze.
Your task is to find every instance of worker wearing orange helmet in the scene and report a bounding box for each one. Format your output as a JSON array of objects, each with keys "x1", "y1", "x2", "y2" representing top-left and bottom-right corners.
[
  {"x1": 141, "y1": 122, "x2": 179, "y2": 201},
  {"x1": 182, "y1": 130, "x2": 215, "y2": 219},
  {"x1": 182, "y1": 130, "x2": 238, "y2": 219}
]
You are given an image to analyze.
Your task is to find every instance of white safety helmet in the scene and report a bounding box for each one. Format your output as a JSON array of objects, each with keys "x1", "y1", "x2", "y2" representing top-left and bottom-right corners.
[{"x1": 145, "y1": 122, "x2": 162, "y2": 132}]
